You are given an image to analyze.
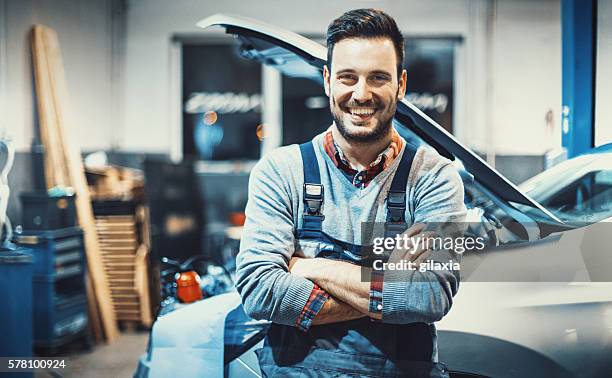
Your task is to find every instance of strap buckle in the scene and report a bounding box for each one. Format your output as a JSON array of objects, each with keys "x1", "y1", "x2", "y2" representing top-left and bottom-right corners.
[
  {"x1": 304, "y1": 183, "x2": 324, "y2": 215},
  {"x1": 386, "y1": 190, "x2": 406, "y2": 222},
  {"x1": 384, "y1": 222, "x2": 408, "y2": 238}
]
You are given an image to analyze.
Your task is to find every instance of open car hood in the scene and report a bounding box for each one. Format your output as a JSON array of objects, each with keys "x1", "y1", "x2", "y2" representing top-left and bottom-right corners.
[{"x1": 197, "y1": 14, "x2": 563, "y2": 226}]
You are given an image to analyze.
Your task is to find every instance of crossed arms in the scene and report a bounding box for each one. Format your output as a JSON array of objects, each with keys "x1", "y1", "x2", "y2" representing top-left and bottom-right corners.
[
  {"x1": 288, "y1": 224, "x2": 434, "y2": 324},
  {"x1": 235, "y1": 151, "x2": 466, "y2": 330}
]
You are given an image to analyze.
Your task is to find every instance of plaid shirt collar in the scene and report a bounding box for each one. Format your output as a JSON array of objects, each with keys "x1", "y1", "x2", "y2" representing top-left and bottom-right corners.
[{"x1": 322, "y1": 126, "x2": 404, "y2": 188}]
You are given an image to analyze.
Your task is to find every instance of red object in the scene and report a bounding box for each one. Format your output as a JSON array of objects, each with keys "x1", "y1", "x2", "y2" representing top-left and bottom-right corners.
[
  {"x1": 175, "y1": 271, "x2": 203, "y2": 303},
  {"x1": 229, "y1": 212, "x2": 246, "y2": 226}
]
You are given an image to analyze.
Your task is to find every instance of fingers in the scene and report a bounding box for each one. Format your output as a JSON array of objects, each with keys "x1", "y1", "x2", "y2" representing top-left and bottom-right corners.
[
  {"x1": 399, "y1": 231, "x2": 436, "y2": 261},
  {"x1": 403, "y1": 222, "x2": 426, "y2": 237},
  {"x1": 413, "y1": 249, "x2": 432, "y2": 267}
]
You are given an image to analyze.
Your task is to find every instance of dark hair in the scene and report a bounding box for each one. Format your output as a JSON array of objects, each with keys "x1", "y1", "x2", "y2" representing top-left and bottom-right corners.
[{"x1": 326, "y1": 9, "x2": 405, "y2": 78}]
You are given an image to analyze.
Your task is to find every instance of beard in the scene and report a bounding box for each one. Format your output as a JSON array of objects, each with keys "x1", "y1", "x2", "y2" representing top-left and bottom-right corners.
[{"x1": 330, "y1": 94, "x2": 397, "y2": 144}]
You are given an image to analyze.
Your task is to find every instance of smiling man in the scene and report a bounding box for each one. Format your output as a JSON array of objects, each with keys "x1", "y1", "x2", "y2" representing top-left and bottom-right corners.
[{"x1": 236, "y1": 9, "x2": 466, "y2": 378}]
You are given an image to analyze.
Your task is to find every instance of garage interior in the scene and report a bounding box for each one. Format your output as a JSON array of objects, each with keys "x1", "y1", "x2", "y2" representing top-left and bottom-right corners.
[{"x1": 0, "y1": 0, "x2": 611, "y2": 377}]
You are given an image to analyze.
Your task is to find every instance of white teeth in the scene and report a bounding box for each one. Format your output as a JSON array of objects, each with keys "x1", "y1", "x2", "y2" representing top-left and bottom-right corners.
[{"x1": 348, "y1": 107, "x2": 376, "y2": 116}]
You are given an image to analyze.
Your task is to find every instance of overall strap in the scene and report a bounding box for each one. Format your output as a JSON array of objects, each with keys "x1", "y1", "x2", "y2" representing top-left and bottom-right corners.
[
  {"x1": 299, "y1": 142, "x2": 324, "y2": 233},
  {"x1": 385, "y1": 144, "x2": 418, "y2": 237}
]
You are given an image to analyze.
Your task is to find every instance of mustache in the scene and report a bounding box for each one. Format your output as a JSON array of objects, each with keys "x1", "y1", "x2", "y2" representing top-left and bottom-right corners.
[{"x1": 342, "y1": 100, "x2": 379, "y2": 108}]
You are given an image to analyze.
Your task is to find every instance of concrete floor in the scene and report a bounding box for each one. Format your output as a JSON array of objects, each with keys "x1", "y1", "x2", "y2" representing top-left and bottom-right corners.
[{"x1": 35, "y1": 331, "x2": 149, "y2": 378}]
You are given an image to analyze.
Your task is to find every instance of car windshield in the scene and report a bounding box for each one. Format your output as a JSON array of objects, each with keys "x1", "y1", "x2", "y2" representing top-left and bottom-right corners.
[{"x1": 517, "y1": 154, "x2": 612, "y2": 225}]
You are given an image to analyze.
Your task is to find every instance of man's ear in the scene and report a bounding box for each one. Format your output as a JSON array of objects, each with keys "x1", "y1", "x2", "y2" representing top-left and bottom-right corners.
[
  {"x1": 397, "y1": 69, "x2": 407, "y2": 100},
  {"x1": 323, "y1": 64, "x2": 331, "y2": 97}
]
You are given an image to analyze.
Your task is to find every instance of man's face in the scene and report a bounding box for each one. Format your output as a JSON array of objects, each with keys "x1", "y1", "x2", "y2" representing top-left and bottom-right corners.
[{"x1": 324, "y1": 37, "x2": 407, "y2": 143}]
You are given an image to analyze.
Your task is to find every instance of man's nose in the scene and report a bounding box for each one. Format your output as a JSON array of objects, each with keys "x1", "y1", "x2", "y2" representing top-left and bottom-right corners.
[{"x1": 352, "y1": 79, "x2": 372, "y2": 102}]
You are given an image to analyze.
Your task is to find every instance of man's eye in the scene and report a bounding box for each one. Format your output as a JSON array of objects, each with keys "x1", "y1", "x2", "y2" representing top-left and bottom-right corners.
[
  {"x1": 339, "y1": 75, "x2": 357, "y2": 83},
  {"x1": 372, "y1": 75, "x2": 390, "y2": 82}
]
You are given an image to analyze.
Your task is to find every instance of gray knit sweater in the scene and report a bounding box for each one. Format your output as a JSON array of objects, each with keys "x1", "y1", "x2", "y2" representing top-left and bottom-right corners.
[{"x1": 236, "y1": 130, "x2": 467, "y2": 328}]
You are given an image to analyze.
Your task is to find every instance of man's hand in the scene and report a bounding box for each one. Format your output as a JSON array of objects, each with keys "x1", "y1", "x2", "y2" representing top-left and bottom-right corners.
[
  {"x1": 311, "y1": 297, "x2": 366, "y2": 325},
  {"x1": 390, "y1": 223, "x2": 437, "y2": 266},
  {"x1": 289, "y1": 256, "x2": 371, "y2": 315},
  {"x1": 289, "y1": 257, "x2": 368, "y2": 324},
  {"x1": 288, "y1": 255, "x2": 309, "y2": 277},
  {"x1": 287, "y1": 223, "x2": 439, "y2": 321}
]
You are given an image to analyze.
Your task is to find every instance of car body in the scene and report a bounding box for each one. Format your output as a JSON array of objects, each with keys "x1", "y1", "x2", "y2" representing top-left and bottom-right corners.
[
  {"x1": 519, "y1": 148, "x2": 612, "y2": 226},
  {"x1": 135, "y1": 14, "x2": 612, "y2": 378}
]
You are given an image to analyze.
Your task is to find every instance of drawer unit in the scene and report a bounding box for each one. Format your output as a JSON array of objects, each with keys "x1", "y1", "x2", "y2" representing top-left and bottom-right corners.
[
  {"x1": 32, "y1": 288, "x2": 88, "y2": 347},
  {"x1": 14, "y1": 228, "x2": 89, "y2": 350},
  {"x1": 14, "y1": 227, "x2": 85, "y2": 278}
]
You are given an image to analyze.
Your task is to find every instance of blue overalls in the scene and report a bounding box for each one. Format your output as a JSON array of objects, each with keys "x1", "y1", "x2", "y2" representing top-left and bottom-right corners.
[{"x1": 256, "y1": 141, "x2": 450, "y2": 378}]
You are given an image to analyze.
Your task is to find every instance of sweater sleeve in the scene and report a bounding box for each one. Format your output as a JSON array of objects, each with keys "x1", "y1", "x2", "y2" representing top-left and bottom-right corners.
[
  {"x1": 235, "y1": 152, "x2": 319, "y2": 327},
  {"x1": 380, "y1": 161, "x2": 467, "y2": 324}
]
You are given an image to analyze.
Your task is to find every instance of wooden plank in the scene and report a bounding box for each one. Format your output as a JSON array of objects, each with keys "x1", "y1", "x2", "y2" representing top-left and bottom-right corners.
[
  {"x1": 105, "y1": 262, "x2": 135, "y2": 267},
  {"x1": 107, "y1": 273, "x2": 135, "y2": 280},
  {"x1": 31, "y1": 26, "x2": 69, "y2": 188},
  {"x1": 103, "y1": 255, "x2": 135, "y2": 263},
  {"x1": 134, "y1": 244, "x2": 153, "y2": 326},
  {"x1": 99, "y1": 245, "x2": 137, "y2": 251},
  {"x1": 108, "y1": 279, "x2": 134, "y2": 284},
  {"x1": 41, "y1": 27, "x2": 74, "y2": 187},
  {"x1": 97, "y1": 232, "x2": 137, "y2": 239},
  {"x1": 113, "y1": 299, "x2": 140, "y2": 306},
  {"x1": 96, "y1": 224, "x2": 136, "y2": 232},
  {"x1": 108, "y1": 278, "x2": 135, "y2": 284},
  {"x1": 99, "y1": 239, "x2": 137, "y2": 244},
  {"x1": 95, "y1": 215, "x2": 136, "y2": 223},
  {"x1": 105, "y1": 268, "x2": 135, "y2": 273},
  {"x1": 97, "y1": 229, "x2": 137, "y2": 235},
  {"x1": 137, "y1": 206, "x2": 151, "y2": 249},
  {"x1": 114, "y1": 303, "x2": 140, "y2": 311},
  {"x1": 105, "y1": 267, "x2": 134, "y2": 272},
  {"x1": 96, "y1": 218, "x2": 136, "y2": 227},
  {"x1": 100, "y1": 247, "x2": 137, "y2": 252},
  {"x1": 99, "y1": 237, "x2": 138, "y2": 243},
  {"x1": 110, "y1": 285, "x2": 135, "y2": 290},
  {"x1": 99, "y1": 244, "x2": 138, "y2": 250},
  {"x1": 100, "y1": 251, "x2": 137, "y2": 256},
  {"x1": 112, "y1": 297, "x2": 140, "y2": 304},
  {"x1": 31, "y1": 25, "x2": 119, "y2": 342},
  {"x1": 110, "y1": 288, "x2": 137, "y2": 295},
  {"x1": 104, "y1": 262, "x2": 135, "y2": 267},
  {"x1": 111, "y1": 293, "x2": 139, "y2": 299},
  {"x1": 100, "y1": 240, "x2": 138, "y2": 249},
  {"x1": 97, "y1": 228, "x2": 137, "y2": 234},
  {"x1": 105, "y1": 266, "x2": 135, "y2": 273},
  {"x1": 110, "y1": 285, "x2": 134, "y2": 290},
  {"x1": 99, "y1": 242, "x2": 138, "y2": 249},
  {"x1": 99, "y1": 242, "x2": 138, "y2": 248},
  {"x1": 30, "y1": 26, "x2": 56, "y2": 188},
  {"x1": 86, "y1": 274, "x2": 103, "y2": 344},
  {"x1": 101, "y1": 252, "x2": 137, "y2": 258}
]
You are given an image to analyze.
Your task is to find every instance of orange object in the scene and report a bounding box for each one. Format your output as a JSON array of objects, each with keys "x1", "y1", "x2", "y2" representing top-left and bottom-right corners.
[
  {"x1": 175, "y1": 271, "x2": 203, "y2": 303},
  {"x1": 229, "y1": 212, "x2": 246, "y2": 226}
]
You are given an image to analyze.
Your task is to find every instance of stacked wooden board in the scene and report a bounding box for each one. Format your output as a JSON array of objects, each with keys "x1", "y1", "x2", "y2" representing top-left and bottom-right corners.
[
  {"x1": 30, "y1": 25, "x2": 118, "y2": 342},
  {"x1": 95, "y1": 208, "x2": 152, "y2": 327},
  {"x1": 87, "y1": 165, "x2": 144, "y2": 201}
]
